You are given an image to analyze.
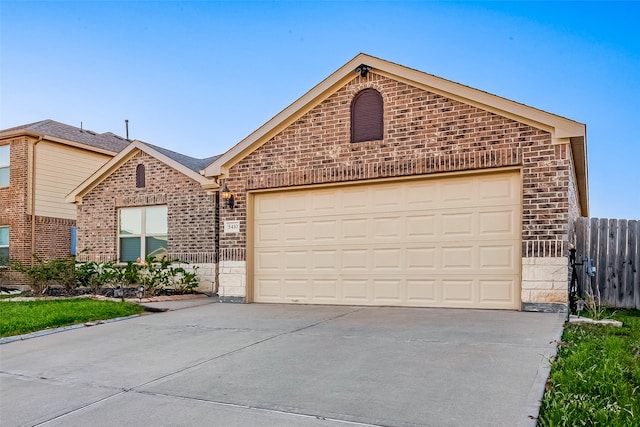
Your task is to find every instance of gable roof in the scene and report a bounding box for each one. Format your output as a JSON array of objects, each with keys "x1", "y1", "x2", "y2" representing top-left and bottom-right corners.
[
  {"x1": 0, "y1": 119, "x2": 130, "y2": 154},
  {"x1": 147, "y1": 143, "x2": 219, "y2": 174},
  {"x1": 204, "y1": 53, "x2": 588, "y2": 215},
  {"x1": 67, "y1": 140, "x2": 219, "y2": 203}
]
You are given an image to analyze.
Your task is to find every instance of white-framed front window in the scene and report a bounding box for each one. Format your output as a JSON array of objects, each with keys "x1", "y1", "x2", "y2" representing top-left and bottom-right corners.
[
  {"x1": 0, "y1": 226, "x2": 8, "y2": 266},
  {"x1": 0, "y1": 145, "x2": 9, "y2": 187},
  {"x1": 118, "y1": 206, "x2": 167, "y2": 262}
]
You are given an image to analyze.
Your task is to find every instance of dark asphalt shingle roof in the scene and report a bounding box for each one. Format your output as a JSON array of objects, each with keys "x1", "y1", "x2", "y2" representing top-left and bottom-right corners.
[
  {"x1": 146, "y1": 143, "x2": 220, "y2": 173},
  {"x1": 2, "y1": 119, "x2": 220, "y2": 172},
  {"x1": 0, "y1": 119, "x2": 130, "y2": 153}
]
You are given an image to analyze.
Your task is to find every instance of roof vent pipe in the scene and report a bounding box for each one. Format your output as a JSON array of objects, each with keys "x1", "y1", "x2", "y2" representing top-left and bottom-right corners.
[{"x1": 125, "y1": 119, "x2": 129, "y2": 140}]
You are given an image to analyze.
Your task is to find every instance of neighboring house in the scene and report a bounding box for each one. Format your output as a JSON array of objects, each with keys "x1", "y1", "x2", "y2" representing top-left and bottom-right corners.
[
  {"x1": 205, "y1": 53, "x2": 588, "y2": 311},
  {"x1": 66, "y1": 140, "x2": 219, "y2": 294},
  {"x1": 0, "y1": 120, "x2": 129, "y2": 281}
]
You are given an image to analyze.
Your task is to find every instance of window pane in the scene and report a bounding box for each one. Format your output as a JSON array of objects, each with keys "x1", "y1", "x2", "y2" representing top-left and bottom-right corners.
[
  {"x1": 146, "y1": 236, "x2": 167, "y2": 260},
  {"x1": 0, "y1": 145, "x2": 9, "y2": 166},
  {"x1": 120, "y1": 238, "x2": 141, "y2": 262},
  {"x1": 0, "y1": 247, "x2": 8, "y2": 266},
  {"x1": 0, "y1": 167, "x2": 8, "y2": 187},
  {"x1": 0, "y1": 227, "x2": 8, "y2": 245},
  {"x1": 146, "y1": 206, "x2": 167, "y2": 234},
  {"x1": 120, "y1": 209, "x2": 141, "y2": 235}
]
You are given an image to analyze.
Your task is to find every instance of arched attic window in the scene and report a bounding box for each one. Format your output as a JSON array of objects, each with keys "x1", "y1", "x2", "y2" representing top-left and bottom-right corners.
[
  {"x1": 136, "y1": 164, "x2": 146, "y2": 188},
  {"x1": 351, "y1": 88, "x2": 383, "y2": 143}
]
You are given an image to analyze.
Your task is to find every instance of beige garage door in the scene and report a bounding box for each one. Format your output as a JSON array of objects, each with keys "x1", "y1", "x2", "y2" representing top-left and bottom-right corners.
[{"x1": 252, "y1": 171, "x2": 521, "y2": 309}]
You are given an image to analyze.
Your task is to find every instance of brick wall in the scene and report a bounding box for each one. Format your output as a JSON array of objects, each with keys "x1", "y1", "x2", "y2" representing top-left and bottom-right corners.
[
  {"x1": 1, "y1": 137, "x2": 31, "y2": 266},
  {"x1": 221, "y1": 72, "x2": 573, "y2": 258},
  {"x1": 76, "y1": 151, "x2": 217, "y2": 262}
]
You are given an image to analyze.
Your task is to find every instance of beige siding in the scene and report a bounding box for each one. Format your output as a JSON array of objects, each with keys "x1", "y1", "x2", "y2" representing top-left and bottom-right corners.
[
  {"x1": 253, "y1": 170, "x2": 522, "y2": 309},
  {"x1": 35, "y1": 141, "x2": 111, "y2": 219}
]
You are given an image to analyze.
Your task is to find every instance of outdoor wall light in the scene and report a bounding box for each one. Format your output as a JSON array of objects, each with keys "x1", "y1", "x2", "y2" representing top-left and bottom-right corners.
[
  {"x1": 355, "y1": 64, "x2": 372, "y2": 77},
  {"x1": 222, "y1": 184, "x2": 235, "y2": 209}
]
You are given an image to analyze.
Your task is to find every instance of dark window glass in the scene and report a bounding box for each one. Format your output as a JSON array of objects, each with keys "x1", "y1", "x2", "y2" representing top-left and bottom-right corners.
[
  {"x1": 136, "y1": 164, "x2": 145, "y2": 188},
  {"x1": 351, "y1": 89, "x2": 383, "y2": 142}
]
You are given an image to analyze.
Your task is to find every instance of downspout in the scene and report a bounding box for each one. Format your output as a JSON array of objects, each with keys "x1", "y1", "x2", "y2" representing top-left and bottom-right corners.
[
  {"x1": 30, "y1": 136, "x2": 43, "y2": 266},
  {"x1": 213, "y1": 176, "x2": 221, "y2": 296}
]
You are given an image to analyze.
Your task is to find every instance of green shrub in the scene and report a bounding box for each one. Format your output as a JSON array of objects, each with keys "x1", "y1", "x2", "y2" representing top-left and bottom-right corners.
[
  {"x1": 12, "y1": 256, "x2": 200, "y2": 295},
  {"x1": 11, "y1": 256, "x2": 76, "y2": 293}
]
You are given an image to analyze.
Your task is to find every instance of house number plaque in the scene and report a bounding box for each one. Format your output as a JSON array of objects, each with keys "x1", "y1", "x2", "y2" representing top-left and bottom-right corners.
[{"x1": 224, "y1": 221, "x2": 240, "y2": 233}]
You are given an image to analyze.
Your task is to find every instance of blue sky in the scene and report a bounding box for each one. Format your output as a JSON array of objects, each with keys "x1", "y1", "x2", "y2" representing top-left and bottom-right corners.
[{"x1": 1, "y1": 1, "x2": 638, "y2": 219}]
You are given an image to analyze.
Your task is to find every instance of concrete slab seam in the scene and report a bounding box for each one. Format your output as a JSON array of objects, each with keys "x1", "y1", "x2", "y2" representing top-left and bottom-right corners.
[
  {"x1": 0, "y1": 314, "x2": 141, "y2": 345},
  {"x1": 133, "y1": 389, "x2": 391, "y2": 427},
  {"x1": 127, "y1": 307, "x2": 367, "y2": 392},
  {"x1": 32, "y1": 390, "x2": 128, "y2": 426}
]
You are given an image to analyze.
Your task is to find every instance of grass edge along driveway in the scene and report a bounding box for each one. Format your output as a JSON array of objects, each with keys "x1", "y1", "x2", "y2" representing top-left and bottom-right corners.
[
  {"x1": 0, "y1": 298, "x2": 144, "y2": 338},
  {"x1": 538, "y1": 309, "x2": 640, "y2": 427}
]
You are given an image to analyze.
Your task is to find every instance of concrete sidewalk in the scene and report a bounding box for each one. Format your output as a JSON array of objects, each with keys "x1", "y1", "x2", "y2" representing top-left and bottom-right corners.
[{"x1": 0, "y1": 303, "x2": 564, "y2": 426}]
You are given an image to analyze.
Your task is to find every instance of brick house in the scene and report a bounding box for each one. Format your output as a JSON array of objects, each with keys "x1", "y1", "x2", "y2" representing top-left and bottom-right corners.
[
  {"x1": 67, "y1": 140, "x2": 219, "y2": 294},
  {"x1": 0, "y1": 120, "x2": 129, "y2": 282},
  {"x1": 205, "y1": 54, "x2": 588, "y2": 311}
]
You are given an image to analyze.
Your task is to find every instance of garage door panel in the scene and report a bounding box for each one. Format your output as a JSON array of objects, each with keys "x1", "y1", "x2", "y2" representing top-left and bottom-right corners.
[
  {"x1": 406, "y1": 247, "x2": 437, "y2": 270},
  {"x1": 406, "y1": 279, "x2": 438, "y2": 303},
  {"x1": 372, "y1": 248, "x2": 402, "y2": 271},
  {"x1": 442, "y1": 279, "x2": 474, "y2": 302},
  {"x1": 342, "y1": 218, "x2": 368, "y2": 241},
  {"x1": 283, "y1": 279, "x2": 310, "y2": 299},
  {"x1": 441, "y1": 212, "x2": 474, "y2": 237},
  {"x1": 441, "y1": 180, "x2": 475, "y2": 203},
  {"x1": 479, "y1": 245, "x2": 517, "y2": 270},
  {"x1": 311, "y1": 192, "x2": 335, "y2": 212},
  {"x1": 311, "y1": 219, "x2": 338, "y2": 241},
  {"x1": 255, "y1": 278, "x2": 282, "y2": 300},
  {"x1": 342, "y1": 249, "x2": 369, "y2": 271},
  {"x1": 442, "y1": 246, "x2": 474, "y2": 269},
  {"x1": 283, "y1": 193, "x2": 308, "y2": 214},
  {"x1": 342, "y1": 279, "x2": 369, "y2": 301},
  {"x1": 282, "y1": 251, "x2": 309, "y2": 272},
  {"x1": 373, "y1": 279, "x2": 403, "y2": 302},
  {"x1": 405, "y1": 181, "x2": 438, "y2": 208},
  {"x1": 479, "y1": 210, "x2": 517, "y2": 235},
  {"x1": 283, "y1": 222, "x2": 307, "y2": 242},
  {"x1": 255, "y1": 196, "x2": 282, "y2": 217},
  {"x1": 406, "y1": 214, "x2": 436, "y2": 238},
  {"x1": 313, "y1": 279, "x2": 339, "y2": 299},
  {"x1": 312, "y1": 250, "x2": 339, "y2": 271},
  {"x1": 341, "y1": 187, "x2": 369, "y2": 210},
  {"x1": 371, "y1": 186, "x2": 402, "y2": 208},
  {"x1": 256, "y1": 251, "x2": 282, "y2": 271},
  {"x1": 479, "y1": 280, "x2": 515, "y2": 303},
  {"x1": 255, "y1": 223, "x2": 281, "y2": 244},
  {"x1": 253, "y1": 171, "x2": 520, "y2": 309},
  {"x1": 478, "y1": 175, "x2": 518, "y2": 203},
  {"x1": 372, "y1": 216, "x2": 402, "y2": 239}
]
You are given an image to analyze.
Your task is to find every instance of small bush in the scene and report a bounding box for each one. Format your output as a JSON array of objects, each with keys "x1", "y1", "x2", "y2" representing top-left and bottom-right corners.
[
  {"x1": 11, "y1": 256, "x2": 200, "y2": 296},
  {"x1": 11, "y1": 256, "x2": 76, "y2": 294}
]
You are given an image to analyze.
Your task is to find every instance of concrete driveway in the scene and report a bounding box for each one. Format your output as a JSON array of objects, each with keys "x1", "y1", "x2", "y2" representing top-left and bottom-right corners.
[{"x1": 0, "y1": 301, "x2": 564, "y2": 427}]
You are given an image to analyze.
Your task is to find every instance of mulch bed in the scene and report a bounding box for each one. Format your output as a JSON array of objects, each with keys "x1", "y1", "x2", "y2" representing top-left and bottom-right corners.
[{"x1": 1, "y1": 286, "x2": 199, "y2": 299}]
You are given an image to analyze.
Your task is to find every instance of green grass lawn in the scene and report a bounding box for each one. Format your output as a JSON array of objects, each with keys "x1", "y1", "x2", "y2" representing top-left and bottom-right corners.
[
  {"x1": 0, "y1": 298, "x2": 144, "y2": 337},
  {"x1": 538, "y1": 310, "x2": 640, "y2": 426}
]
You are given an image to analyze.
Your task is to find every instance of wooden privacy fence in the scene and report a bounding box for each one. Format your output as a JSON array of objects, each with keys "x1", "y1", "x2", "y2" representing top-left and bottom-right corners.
[{"x1": 574, "y1": 217, "x2": 640, "y2": 309}]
